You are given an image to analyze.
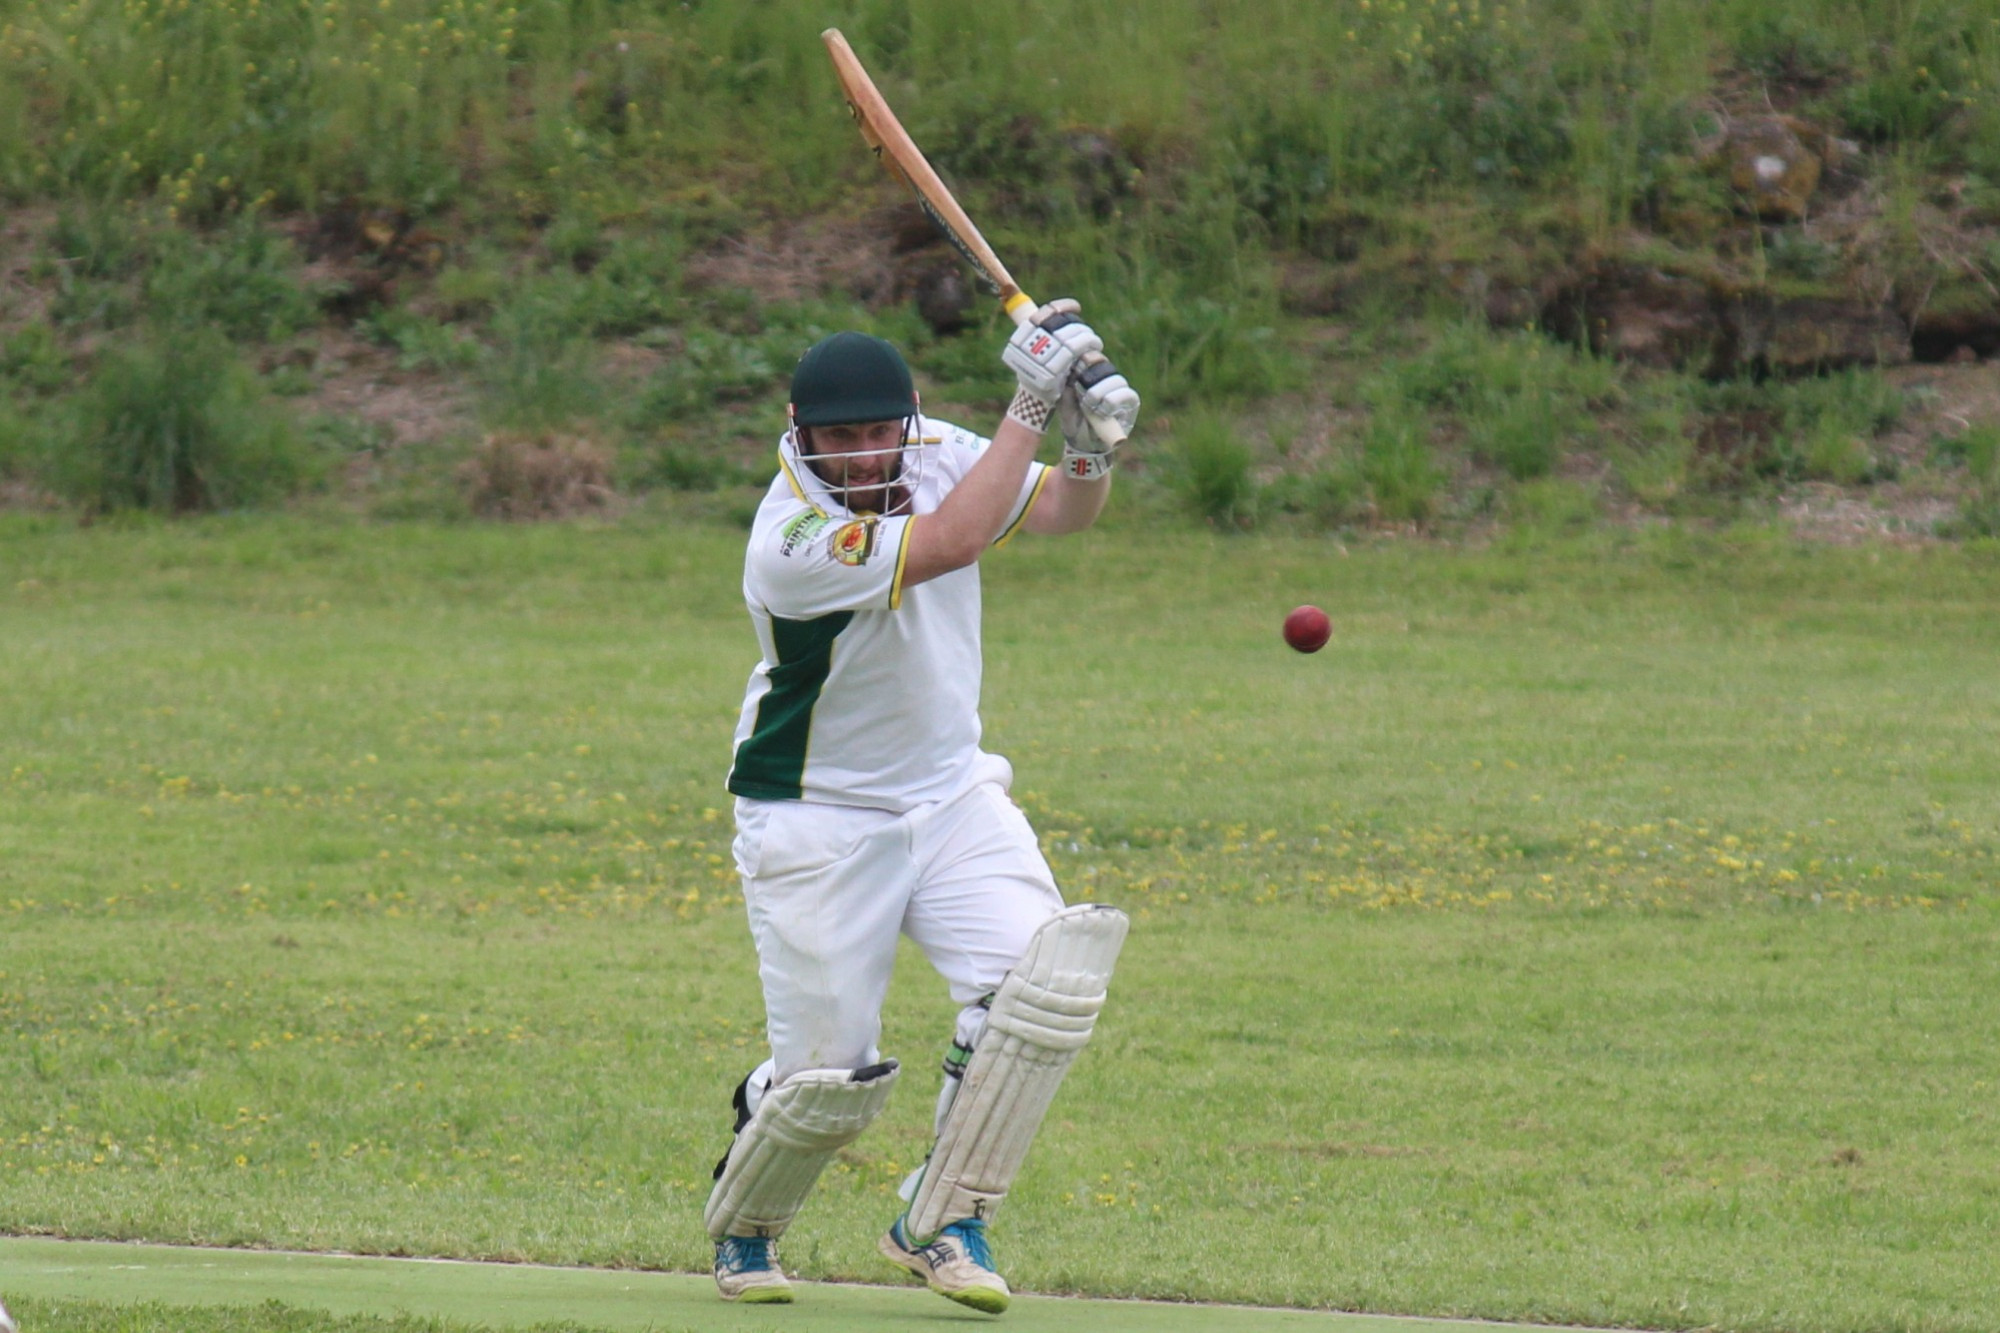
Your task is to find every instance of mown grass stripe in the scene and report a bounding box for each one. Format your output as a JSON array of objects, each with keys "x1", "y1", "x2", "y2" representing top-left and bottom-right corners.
[{"x1": 0, "y1": 1238, "x2": 1619, "y2": 1333}]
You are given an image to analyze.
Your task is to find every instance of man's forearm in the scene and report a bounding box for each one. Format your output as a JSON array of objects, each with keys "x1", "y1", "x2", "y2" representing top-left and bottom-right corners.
[
  {"x1": 1026, "y1": 469, "x2": 1111, "y2": 535},
  {"x1": 900, "y1": 417, "x2": 1042, "y2": 586},
  {"x1": 950, "y1": 417, "x2": 1043, "y2": 546}
]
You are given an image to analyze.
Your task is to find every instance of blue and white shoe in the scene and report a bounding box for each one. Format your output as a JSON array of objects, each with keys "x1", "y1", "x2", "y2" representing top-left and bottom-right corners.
[
  {"x1": 713, "y1": 1234, "x2": 793, "y2": 1303},
  {"x1": 879, "y1": 1214, "x2": 1010, "y2": 1313}
]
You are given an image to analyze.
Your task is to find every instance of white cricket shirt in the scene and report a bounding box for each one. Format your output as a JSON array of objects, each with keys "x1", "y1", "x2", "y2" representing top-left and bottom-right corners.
[{"x1": 726, "y1": 418, "x2": 1049, "y2": 811}]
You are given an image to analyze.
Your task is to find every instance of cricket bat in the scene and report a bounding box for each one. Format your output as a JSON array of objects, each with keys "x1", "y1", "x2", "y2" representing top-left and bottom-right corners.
[{"x1": 821, "y1": 28, "x2": 1127, "y2": 447}]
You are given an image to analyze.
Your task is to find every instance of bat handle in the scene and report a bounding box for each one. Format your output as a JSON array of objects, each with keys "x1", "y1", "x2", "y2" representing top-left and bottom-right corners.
[
  {"x1": 1085, "y1": 409, "x2": 1128, "y2": 449},
  {"x1": 1011, "y1": 290, "x2": 1129, "y2": 447},
  {"x1": 1077, "y1": 350, "x2": 1129, "y2": 448}
]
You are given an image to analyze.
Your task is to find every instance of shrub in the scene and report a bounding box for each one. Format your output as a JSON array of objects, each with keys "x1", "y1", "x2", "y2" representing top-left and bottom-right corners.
[
  {"x1": 1842, "y1": 67, "x2": 1955, "y2": 145},
  {"x1": 1789, "y1": 370, "x2": 1903, "y2": 438},
  {"x1": 635, "y1": 439, "x2": 754, "y2": 494},
  {"x1": 1798, "y1": 417, "x2": 1873, "y2": 485},
  {"x1": 1610, "y1": 383, "x2": 1694, "y2": 507},
  {"x1": 1733, "y1": 11, "x2": 1853, "y2": 88},
  {"x1": 1360, "y1": 322, "x2": 1607, "y2": 495},
  {"x1": 1164, "y1": 414, "x2": 1256, "y2": 528},
  {"x1": 56, "y1": 330, "x2": 309, "y2": 513},
  {"x1": 1773, "y1": 370, "x2": 1902, "y2": 483},
  {"x1": 144, "y1": 220, "x2": 320, "y2": 342},
  {"x1": 483, "y1": 286, "x2": 602, "y2": 428},
  {"x1": 1, "y1": 323, "x2": 69, "y2": 397},
  {"x1": 1693, "y1": 371, "x2": 1902, "y2": 488},
  {"x1": 1373, "y1": 321, "x2": 1616, "y2": 416},
  {"x1": 433, "y1": 260, "x2": 511, "y2": 320},
  {"x1": 1360, "y1": 411, "x2": 1443, "y2": 525},
  {"x1": 581, "y1": 233, "x2": 688, "y2": 337},
  {"x1": 0, "y1": 398, "x2": 34, "y2": 480},
  {"x1": 1264, "y1": 460, "x2": 1368, "y2": 530},
  {"x1": 1955, "y1": 492, "x2": 2000, "y2": 538},
  {"x1": 1934, "y1": 423, "x2": 2000, "y2": 536},
  {"x1": 1765, "y1": 230, "x2": 1841, "y2": 283},
  {"x1": 45, "y1": 206, "x2": 148, "y2": 283},
  {"x1": 630, "y1": 327, "x2": 786, "y2": 424},
  {"x1": 909, "y1": 324, "x2": 1017, "y2": 406},
  {"x1": 1465, "y1": 389, "x2": 1563, "y2": 481},
  {"x1": 1933, "y1": 423, "x2": 2000, "y2": 479},
  {"x1": 363, "y1": 308, "x2": 483, "y2": 373},
  {"x1": 1104, "y1": 291, "x2": 1291, "y2": 407},
  {"x1": 1506, "y1": 477, "x2": 1599, "y2": 535},
  {"x1": 457, "y1": 432, "x2": 616, "y2": 520},
  {"x1": 43, "y1": 210, "x2": 320, "y2": 342},
  {"x1": 623, "y1": 294, "x2": 875, "y2": 429}
]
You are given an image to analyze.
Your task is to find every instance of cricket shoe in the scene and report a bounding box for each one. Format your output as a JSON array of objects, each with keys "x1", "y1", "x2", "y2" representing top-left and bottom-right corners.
[
  {"x1": 879, "y1": 1214, "x2": 1010, "y2": 1314},
  {"x1": 713, "y1": 1234, "x2": 793, "y2": 1303},
  {"x1": 0, "y1": 1296, "x2": 14, "y2": 1333}
]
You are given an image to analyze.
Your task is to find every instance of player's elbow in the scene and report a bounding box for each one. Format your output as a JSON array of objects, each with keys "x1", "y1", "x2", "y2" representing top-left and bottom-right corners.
[{"x1": 903, "y1": 527, "x2": 986, "y2": 588}]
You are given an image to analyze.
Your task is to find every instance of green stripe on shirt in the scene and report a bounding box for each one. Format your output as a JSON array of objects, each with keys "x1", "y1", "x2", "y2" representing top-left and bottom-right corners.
[{"x1": 727, "y1": 611, "x2": 854, "y2": 801}]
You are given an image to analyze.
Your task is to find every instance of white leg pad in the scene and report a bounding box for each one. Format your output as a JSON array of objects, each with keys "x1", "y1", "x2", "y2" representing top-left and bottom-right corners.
[
  {"x1": 705, "y1": 1060, "x2": 899, "y2": 1240},
  {"x1": 905, "y1": 903, "x2": 1128, "y2": 1241}
]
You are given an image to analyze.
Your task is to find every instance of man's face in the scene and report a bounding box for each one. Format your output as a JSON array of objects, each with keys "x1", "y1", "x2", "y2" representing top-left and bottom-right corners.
[{"x1": 801, "y1": 418, "x2": 907, "y2": 512}]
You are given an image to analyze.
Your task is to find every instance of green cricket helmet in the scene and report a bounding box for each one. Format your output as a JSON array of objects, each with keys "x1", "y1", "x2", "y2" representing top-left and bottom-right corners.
[
  {"x1": 789, "y1": 331, "x2": 918, "y2": 426},
  {"x1": 785, "y1": 331, "x2": 924, "y2": 515}
]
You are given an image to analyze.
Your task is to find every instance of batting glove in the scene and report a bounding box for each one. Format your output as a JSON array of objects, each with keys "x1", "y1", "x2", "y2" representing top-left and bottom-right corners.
[
  {"x1": 1001, "y1": 299, "x2": 1103, "y2": 432},
  {"x1": 1057, "y1": 356, "x2": 1140, "y2": 478}
]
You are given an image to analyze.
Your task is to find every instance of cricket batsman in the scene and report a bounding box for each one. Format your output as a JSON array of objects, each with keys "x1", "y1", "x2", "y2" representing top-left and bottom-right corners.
[{"x1": 704, "y1": 305, "x2": 1140, "y2": 1312}]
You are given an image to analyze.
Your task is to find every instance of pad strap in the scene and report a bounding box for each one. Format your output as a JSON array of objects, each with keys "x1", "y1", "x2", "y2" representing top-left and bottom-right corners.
[
  {"x1": 904, "y1": 905, "x2": 1128, "y2": 1240},
  {"x1": 705, "y1": 1061, "x2": 899, "y2": 1240}
]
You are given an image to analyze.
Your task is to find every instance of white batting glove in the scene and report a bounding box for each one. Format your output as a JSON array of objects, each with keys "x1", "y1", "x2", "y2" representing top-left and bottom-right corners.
[
  {"x1": 1057, "y1": 356, "x2": 1140, "y2": 480},
  {"x1": 1001, "y1": 298, "x2": 1103, "y2": 432}
]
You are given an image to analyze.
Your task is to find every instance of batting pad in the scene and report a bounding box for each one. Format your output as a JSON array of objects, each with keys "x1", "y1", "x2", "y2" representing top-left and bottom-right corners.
[
  {"x1": 705, "y1": 1061, "x2": 900, "y2": 1241},
  {"x1": 905, "y1": 903, "x2": 1129, "y2": 1241}
]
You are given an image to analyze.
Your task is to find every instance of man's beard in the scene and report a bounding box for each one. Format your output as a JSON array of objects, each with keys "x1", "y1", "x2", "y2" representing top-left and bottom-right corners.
[
  {"x1": 840, "y1": 478, "x2": 911, "y2": 515},
  {"x1": 806, "y1": 446, "x2": 909, "y2": 515}
]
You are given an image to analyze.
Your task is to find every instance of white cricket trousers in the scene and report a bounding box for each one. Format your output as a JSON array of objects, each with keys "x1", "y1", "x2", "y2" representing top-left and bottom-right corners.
[{"x1": 730, "y1": 757, "x2": 1063, "y2": 1116}]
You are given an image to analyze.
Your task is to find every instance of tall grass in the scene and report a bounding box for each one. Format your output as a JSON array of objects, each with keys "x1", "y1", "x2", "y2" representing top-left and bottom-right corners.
[
  {"x1": 3, "y1": 1, "x2": 1994, "y2": 226},
  {"x1": 55, "y1": 330, "x2": 311, "y2": 513},
  {"x1": 3, "y1": 1, "x2": 1994, "y2": 522},
  {"x1": 1162, "y1": 412, "x2": 1256, "y2": 527}
]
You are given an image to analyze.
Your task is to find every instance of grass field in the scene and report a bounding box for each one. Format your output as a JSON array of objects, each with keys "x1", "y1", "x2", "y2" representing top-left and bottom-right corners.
[
  {"x1": 3, "y1": 511, "x2": 2000, "y2": 1332},
  {"x1": 0, "y1": 1237, "x2": 1575, "y2": 1333}
]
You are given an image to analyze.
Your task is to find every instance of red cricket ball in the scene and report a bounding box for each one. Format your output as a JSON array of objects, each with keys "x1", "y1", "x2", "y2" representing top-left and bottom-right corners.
[{"x1": 1283, "y1": 604, "x2": 1332, "y2": 654}]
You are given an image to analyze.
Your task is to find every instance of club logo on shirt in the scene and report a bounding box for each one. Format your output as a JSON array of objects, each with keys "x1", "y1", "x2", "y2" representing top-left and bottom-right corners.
[
  {"x1": 829, "y1": 518, "x2": 877, "y2": 566},
  {"x1": 779, "y1": 511, "x2": 830, "y2": 557}
]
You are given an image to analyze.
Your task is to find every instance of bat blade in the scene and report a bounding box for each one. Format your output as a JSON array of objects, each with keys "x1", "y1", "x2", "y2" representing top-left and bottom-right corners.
[
  {"x1": 821, "y1": 28, "x2": 1127, "y2": 447},
  {"x1": 821, "y1": 28, "x2": 1030, "y2": 322}
]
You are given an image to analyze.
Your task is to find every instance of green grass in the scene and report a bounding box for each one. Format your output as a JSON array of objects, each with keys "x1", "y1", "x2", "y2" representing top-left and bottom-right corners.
[
  {"x1": 1, "y1": 1295, "x2": 510, "y2": 1333},
  {"x1": 6, "y1": 1, "x2": 1994, "y2": 219},
  {"x1": 3, "y1": 513, "x2": 2000, "y2": 1332},
  {"x1": 0, "y1": 1239, "x2": 1560, "y2": 1333},
  {"x1": 5, "y1": 5, "x2": 1993, "y2": 528}
]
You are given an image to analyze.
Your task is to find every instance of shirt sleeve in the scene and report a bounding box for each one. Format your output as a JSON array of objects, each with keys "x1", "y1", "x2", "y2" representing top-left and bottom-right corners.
[
  {"x1": 933, "y1": 423, "x2": 1049, "y2": 549},
  {"x1": 750, "y1": 509, "x2": 916, "y2": 618},
  {"x1": 994, "y1": 462, "x2": 1051, "y2": 548}
]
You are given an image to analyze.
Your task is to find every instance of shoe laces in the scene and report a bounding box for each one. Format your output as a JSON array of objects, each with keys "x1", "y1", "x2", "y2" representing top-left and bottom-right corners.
[
  {"x1": 718, "y1": 1234, "x2": 779, "y2": 1273},
  {"x1": 942, "y1": 1218, "x2": 995, "y2": 1270}
]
